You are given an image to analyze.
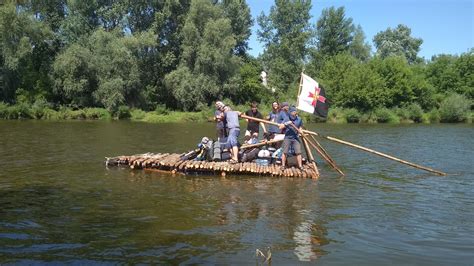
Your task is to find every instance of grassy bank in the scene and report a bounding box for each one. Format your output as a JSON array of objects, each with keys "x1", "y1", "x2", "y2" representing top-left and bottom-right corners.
[{"x1": 0, "y1": 102, "x2": 471, "y2": 124}]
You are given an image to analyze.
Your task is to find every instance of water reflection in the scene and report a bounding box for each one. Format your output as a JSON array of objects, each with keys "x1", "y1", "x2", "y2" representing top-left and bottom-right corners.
[{"x1": 1, "y1": 121, "x2": 473, "y2": 264}]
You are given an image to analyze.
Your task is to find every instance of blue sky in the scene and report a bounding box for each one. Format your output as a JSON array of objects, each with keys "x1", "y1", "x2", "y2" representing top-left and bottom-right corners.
[{"x1": 246, "y1": 0, "x2": 473, "y2": 59}]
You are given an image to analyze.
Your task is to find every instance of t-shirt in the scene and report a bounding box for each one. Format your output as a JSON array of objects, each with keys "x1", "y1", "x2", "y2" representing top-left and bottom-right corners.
[
  {"x1": 276, "y1": 110, "x2": 289, "y2": 133},
  {"x1": 245, "y1": 109, "x2": 263, "y2": 133},
  {"x1": 224, "y1": 111, "x2": 240, "y2": 129},
  {"x1": 267, "y1": 111, "x2": 280, "y2": 133},
  {"x1": 283, "y1": 115, "x2": 303, "y2": 140},
  {"x1": 276, "y1": 110, "x2": 289, "y2": 124}
]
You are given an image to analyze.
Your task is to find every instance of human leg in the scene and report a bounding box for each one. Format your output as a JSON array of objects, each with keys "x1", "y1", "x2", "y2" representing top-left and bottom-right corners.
[{"x1": 292, "y1": 139, "x2": 303, "y2": 168}]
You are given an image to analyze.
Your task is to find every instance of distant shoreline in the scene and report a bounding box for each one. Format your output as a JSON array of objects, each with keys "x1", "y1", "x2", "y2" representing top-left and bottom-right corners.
[{"x1": 0, "y1": 104, "x2": 471, "y2": 124}]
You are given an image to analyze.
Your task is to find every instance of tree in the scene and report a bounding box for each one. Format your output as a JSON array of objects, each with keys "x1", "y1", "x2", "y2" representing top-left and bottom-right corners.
[
  {"x1": 165, "y1": 0, "x2": 240, "y2": 111},
  {"x1": 315, "y1": 6, "x2": 355, "y2": 57},
  {"x1": 0, "y1": 2, "x2": 53, "y2": 103},
  {"x1": 373, "y1": 24, "x2": 423, "y2": 64},
  {"x1": 308, "y1": 7, "x2": 369, "y2": 74},
  {"x1": 349, "y1": 25, "x2": 371, "y2": 61},
  {"x1": 53, "y1": 29, "x2": 155, "y2": 110},
  {"x1": 257, "y1": 0, "x2": 312, "y2": 92},
  {"x1": 219, "y1": 0, "x2": 253, "y2": 56}
]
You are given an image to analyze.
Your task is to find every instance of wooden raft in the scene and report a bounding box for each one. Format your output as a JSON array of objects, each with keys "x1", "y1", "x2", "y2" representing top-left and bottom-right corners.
[{"x1": 105, "y1": 153, "x2": 319, "y2": 178}]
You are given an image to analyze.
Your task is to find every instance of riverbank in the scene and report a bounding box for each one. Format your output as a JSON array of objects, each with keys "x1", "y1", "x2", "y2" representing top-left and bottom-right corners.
[{"x1": 0, "y1": 102, "x2": 471, "y2": 124}]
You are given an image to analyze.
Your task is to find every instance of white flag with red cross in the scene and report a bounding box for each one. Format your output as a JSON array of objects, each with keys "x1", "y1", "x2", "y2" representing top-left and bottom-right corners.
[{"x1": 297, "y1": 73, "x2": 328, "y2": 116}]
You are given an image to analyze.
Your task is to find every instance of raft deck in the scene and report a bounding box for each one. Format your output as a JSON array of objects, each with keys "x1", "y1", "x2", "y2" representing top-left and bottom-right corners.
[{"x1": 106, "y1": 153, "x2": 319, "y2": 179}]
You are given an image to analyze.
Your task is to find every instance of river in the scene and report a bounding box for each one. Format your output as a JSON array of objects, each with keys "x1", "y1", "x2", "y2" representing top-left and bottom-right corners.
[{"x1": 0, "y1": 121, "x2": 473, "y2": 264}]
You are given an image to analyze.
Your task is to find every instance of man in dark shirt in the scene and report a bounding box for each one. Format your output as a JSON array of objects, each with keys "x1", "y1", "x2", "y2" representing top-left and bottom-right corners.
[
  {"x1": 279, "y1": 106, "x2": 303, "y2": 170},
  {"x1": 244, "y1": 102, "x2": 266, "y2": 140}
]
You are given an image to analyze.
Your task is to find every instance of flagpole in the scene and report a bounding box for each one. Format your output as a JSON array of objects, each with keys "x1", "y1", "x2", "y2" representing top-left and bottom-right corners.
[{"x1": 296, "y1": 72, "x2": 304, "y2": 108}]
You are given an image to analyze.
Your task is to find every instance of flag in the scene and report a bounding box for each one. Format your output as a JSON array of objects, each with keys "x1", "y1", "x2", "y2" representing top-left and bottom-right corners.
[{"x1": 297, "y1": 73, "x2": 329, "y2": 118}]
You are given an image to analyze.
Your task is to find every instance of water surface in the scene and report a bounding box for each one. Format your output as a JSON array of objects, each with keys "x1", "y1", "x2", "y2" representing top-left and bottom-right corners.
[{"x1": 0, "y1": 121, "x2": 473, "y2": 264}]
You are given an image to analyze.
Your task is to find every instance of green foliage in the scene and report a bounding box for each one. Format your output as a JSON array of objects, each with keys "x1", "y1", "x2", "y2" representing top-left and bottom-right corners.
[
  {"x1": 115, "y1": 105, "x2": 131, "y2": 119},
  {"x1": 373, "y1": 24, "x2": 423, "y2": 64},
  {"x1": 0, "y1": 102, "x2": 9, "y2": 118},
  {"x1": 426, "y1": 52, "x2": 474, "y2": 99},
  {"x1": 349, "y1": 25, "x2": 371, "y2": 61},
  {"x1": 327, "y1": 107, "x2": 346, "y2": 123},
  {"x1": 428, "y1": 109, "x2": 441, "y2": 123},
  {"x1": 407, "y1": 103, "x2": 424, "y2": 122},
  {"x1": 344, "y1": 108, "x2": 361, "y2": 123},
  {"x1": 130, "y1": 108, "x2": 147, "y2": 121},
  {"x1": 154, "y1": 104, "x2": 169, "y2": 115},
  {"x1": 164, "y1": 0, "x2": 241, "y2": 111},
  {"x1": 438, "y1": 94, "x2": 471, "y2": 122},
  {"x1": 315, "y1": 6, "x2": 354, "y2": 57},
  {"x1": 257, "y1": 0, "x2": 312, "y2": 91},
  {"x1": 220, "y1": 0, "x2": 253, "y2": 56},
  {"x1": 231, "y1": 59, "x2": 272, "y2": 104},
  {"x1": 83, "y1": 108, "x2": 111, "y2": 120},
  {"x1": 0, "y1": 1, "x2": 469, "y2": 124},
  {"x1": 373, "y1": 108, "x2": 399, "y2": 123}
]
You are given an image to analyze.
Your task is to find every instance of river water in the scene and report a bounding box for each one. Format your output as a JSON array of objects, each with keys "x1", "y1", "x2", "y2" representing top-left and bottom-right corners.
[{"x1": 0, "y1": 121, "x2": 473, "y2": 265}]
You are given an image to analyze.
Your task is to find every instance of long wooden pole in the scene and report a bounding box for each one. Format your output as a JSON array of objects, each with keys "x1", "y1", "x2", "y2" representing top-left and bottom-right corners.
[
  {"x1": 241, "y1": 139, "x2": 283, "y2": 150},
  {"x1": 240, "y1": 114, "x2": 447, "y2": 176},
  {"x1": 303, "y1": 133, "x2": 345, "y2": 175},
  {"x1": 301, "y1": 135, "x2": 319, "y2": 178}
]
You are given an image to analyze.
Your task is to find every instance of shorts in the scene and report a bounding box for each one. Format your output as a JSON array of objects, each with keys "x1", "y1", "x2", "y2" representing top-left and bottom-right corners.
[
  {"x1": 282, "y1": 138, "x2": 301, "y2": 155},
  {"x1": 227, "y1": 128, "x2": 240, "y2": 148}
]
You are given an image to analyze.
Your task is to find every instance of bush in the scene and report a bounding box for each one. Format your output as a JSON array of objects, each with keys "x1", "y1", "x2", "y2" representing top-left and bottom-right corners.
[
  {"x1": 130, "y1": 108, "x2": 147, "y2": 121},
  {"x1": 327, "y1": 107, "x2": 346, "y2": 123},
  {"x1": 115, "y1": 105, "x2": 131, "y2": 119},
  {"x1": 0, "y1": 102, "x2": 8, "y2": 119},
  {"x1": 439, "y1": 94, "x2": 471, "y2": 122},
  {"x1": 373, "y1": 108, "x2": 399, "y2": 123},
  {"x1": 84, "y1": 108, "x2": 111, "y2": 120},
  {"x1": 407, "y1": 103, "x2": 424, "y2": 123},
  {"x1": 154, "y1": 104, "x2": 169, "y2": 115},
  {"x1": 344, "y1": 108, "x2": 361, "y2": 123},
  {"x1": 42, "y1": 108, "x2": 61, "y2": 120},
  {"x1": 428, "y1": 109, "x2": 440, "y2": 123},
  {"x1": 7, "y1": 103, "x2": 32, "y2": 119},
  {"x1": 394, "y1": 107, "x2": 410, "y2": 121}
]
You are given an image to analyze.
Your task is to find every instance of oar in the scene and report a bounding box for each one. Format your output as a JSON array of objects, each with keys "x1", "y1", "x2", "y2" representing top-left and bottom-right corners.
[{"x1": 240, "y1": 114, "x2": 447, "y2": 176}]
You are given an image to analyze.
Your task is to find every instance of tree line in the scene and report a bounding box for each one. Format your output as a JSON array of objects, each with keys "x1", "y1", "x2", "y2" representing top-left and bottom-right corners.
[{"x1": 0, "y1": 0, "x2": 472, "y2": 122}]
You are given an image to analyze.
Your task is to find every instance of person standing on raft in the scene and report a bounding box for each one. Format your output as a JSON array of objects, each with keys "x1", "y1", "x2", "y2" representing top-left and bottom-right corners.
[{"x1": 279, "y1": 106, "x2": 303, "y2": 170}]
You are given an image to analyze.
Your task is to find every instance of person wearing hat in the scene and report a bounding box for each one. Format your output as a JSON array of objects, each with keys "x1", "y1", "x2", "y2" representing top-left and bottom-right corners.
[
  {"x1": 278, "y1": 106, "x2": 303, "y2": 170},
  {"x1": 214, "y1": 101, "x2": 227, "y2": 141}
]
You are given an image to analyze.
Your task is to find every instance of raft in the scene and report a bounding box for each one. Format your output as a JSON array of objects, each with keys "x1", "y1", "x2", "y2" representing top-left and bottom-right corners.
[{"x1": 105, "y1": 152, "x2": 319, "y2": 179}]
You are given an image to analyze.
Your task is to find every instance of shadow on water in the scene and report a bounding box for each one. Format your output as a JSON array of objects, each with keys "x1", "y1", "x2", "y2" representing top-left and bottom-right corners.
[{"x1": 0, "y1": 121, "x2": 473, "y2": 264}]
